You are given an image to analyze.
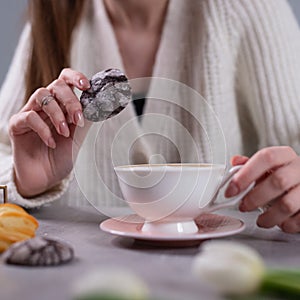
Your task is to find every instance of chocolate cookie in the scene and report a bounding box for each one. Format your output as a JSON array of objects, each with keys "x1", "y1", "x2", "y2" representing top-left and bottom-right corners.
[
  {"x1": 2, "y1": 237, "x2": 74, "y2": 266},
  {"x1": 80, "y1": 69, "x2": 131, "y2": 122}
]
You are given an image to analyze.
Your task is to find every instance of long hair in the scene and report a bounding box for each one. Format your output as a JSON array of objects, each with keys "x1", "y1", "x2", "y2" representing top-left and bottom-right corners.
[{"x1": 24, "y1": 0, "x2": 85, "y2": 103}]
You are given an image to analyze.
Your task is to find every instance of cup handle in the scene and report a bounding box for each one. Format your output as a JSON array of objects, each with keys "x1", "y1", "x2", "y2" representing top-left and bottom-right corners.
[{"x1": 205, "y1": 165, "x2": 255, "y2": 213}]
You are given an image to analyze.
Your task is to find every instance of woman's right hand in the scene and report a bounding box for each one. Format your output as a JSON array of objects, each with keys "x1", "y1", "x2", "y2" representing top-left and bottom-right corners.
[{"x1": 9, "y1": 68, "x2": 91, "y2": 198}]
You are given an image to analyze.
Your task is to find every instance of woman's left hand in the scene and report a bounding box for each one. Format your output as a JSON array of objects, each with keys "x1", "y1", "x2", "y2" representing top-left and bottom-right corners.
[{"x1": 225, "y1": 146, "x2": 300, "y2": 233}]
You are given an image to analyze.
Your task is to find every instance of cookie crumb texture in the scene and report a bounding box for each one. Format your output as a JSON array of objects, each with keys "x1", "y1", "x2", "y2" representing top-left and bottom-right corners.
[
  {"x1": 80, "y1": 68, "x2": 131, "y2": 122},
  {"x1": 2, "y1": 237, "x2": 74, "y2": 266}
]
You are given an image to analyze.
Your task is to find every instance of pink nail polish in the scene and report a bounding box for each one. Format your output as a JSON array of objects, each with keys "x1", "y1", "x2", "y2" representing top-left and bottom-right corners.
[
  {"x1": 79, "y1": 79, "x2": 90, "y2": 89},
  {"x1": 48, "y1": 137, "x2": 56, "y2": 149},
  {"x1": 74, "y1": 111, "x2": 84, "y2": 127},
  {"x1": 225, "y1": 181, "x2": 239, "y2": 197},
  {"x1": 59, "y1": 121, "x2": 70, "y2": 137},
  {"x1": 239, "y1": 202, "x2": 246, "y2": 212}
]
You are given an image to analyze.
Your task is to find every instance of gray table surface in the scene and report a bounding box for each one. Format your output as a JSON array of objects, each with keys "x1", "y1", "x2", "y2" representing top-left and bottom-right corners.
[{"x1": 1, "y1": 204, "x2": 299, "y2": 300}]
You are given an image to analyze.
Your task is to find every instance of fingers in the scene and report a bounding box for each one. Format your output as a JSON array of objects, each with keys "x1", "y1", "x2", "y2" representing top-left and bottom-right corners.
[
  {"x1": 22, "y1": 87, "x2": 49, "y2": 112},
  {"x1": 240, "y1": 157, "x2": 300, "y2": 211},
  {"x1": 280, "y1": 212, "x2": 300, "y2": 233},
  {"x1": 35, "y1": 88, "x2": 71, "y2": 137},
  {"x1": 59, "y1": 68, "x2": 90, "y2": 90},
  {"x1": 22, "y1": 68, "x2": 89, "y2": 136},
  {"x1": 231, "y1": 155, "x2": 249, "y2": 166},
  {"x1": 228, "y1": 147, "x2": 300, "y2": 233},
  {"x1": 226, "y1": 147, "x2": 297, "y2": 197},
  {"x1": 50, "y1": 68, "x2": 90, "y2": 128},
  {"x1": 224, "y1": 156, "x2": 250, "y2": 197},
  {"x1": 256, "y1": 184, "x2": 300, "y2": 229},
  {"x1": 22, "y1": 87, "x2": 71, "y2": 137},
  {"x1": 40, "y1": 93, "x2": 70, "y2": 137},
  {"x1": 9, "y1": 110, "x2": 56, "y2": 149},
  {"x1": 47, "y1": 79, "x2": 84, "y2": 128}
]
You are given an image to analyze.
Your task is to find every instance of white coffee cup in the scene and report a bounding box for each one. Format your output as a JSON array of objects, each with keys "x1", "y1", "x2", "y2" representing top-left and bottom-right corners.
[{"x1": 114, "y1": 164, "x2": 254, "y2": 235}]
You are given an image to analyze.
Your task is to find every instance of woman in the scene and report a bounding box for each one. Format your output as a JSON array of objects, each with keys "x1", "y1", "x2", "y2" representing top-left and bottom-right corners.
[{"x1": 0, "y1": 0, "x2": 300, "y2": 233}]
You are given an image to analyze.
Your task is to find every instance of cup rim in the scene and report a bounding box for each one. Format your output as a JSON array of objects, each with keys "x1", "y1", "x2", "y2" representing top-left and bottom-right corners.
[{"x1": 114, "y1": 163, "x2": 225, "y2": 172}]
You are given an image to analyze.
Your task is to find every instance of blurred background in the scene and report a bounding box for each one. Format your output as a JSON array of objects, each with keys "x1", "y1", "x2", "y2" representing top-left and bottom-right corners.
[{"x1": 0, "y1": 0, "x2": 299, "y2": 87}]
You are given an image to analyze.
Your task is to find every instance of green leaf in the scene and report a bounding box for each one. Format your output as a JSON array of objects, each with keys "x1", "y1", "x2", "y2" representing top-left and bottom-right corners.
[{"x1": 260, "y1": 269, "x2": 300, "y2": 298}]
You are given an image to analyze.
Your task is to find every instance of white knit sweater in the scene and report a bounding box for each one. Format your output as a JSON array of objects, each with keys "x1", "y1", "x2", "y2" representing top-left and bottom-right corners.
[{"x1": 0, "y1": 0, "x2": 300, "y2": 209}]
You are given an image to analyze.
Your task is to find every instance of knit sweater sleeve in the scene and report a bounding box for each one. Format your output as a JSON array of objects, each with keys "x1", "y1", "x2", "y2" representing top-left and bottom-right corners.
[
  {"x1": 0, "y1": 24, "x2": 72, "y2": 208},
  {"x1": 235, "y1": 0, "x2": 300, "y2": 153}
]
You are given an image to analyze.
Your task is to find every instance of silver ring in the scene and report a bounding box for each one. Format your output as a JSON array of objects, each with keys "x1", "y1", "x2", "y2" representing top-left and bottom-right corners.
[{"x1": 40, "y1": 94, "x2": 55, "y2": 107}]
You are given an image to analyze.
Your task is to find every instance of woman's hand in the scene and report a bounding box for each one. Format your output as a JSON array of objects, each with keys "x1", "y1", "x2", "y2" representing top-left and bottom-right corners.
[
  {"x1": 9, "y1": 68, "x2": 91, "y2": 198},
  {"x1": 225, "y1": 146, "x2": 300, "y2": 233}
]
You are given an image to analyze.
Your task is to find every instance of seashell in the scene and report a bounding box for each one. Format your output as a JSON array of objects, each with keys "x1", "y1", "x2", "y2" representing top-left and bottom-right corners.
[
  {"x1": 80, "y1": 68, "x2": 131, "y2": 122},
  {"x1": 2, "y1": 237, "x2": 74, "y2": 266},
  {"x1": 0, "y1": 203, "x2": 39, "y2": 253}
]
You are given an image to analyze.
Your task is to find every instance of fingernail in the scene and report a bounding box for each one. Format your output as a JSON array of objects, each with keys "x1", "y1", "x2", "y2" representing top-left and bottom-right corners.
[
  {"x1": 79, "y1": 79, "x2": 90, "y2": 89},
  {"x1": 48, "y1": 137, "x2": 56, "y2": 149},
  {"x1": 59, "y1": 121, "x2": 70, "y2": 137},
  {"x1": 239, "y1": 201, "x2": 246, "y2": 212},
  {"x1": 74, "y1": 110, "x2": 84, "y2": 127},
  {"x1": 67, "y1": 115, "x2": 72, "y2": 124},
  {"x1": 225, "y1": 181, "x2": 239, "y2": 197}
]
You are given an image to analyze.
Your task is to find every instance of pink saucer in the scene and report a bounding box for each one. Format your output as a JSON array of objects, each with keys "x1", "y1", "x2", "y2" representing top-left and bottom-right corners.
[{"x1": 100, "y1": 214, "x2": 245, "y2": 242}]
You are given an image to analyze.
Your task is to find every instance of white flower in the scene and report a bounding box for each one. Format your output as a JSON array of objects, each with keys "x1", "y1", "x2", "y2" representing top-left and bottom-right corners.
[
  {"x1": 192, "y1": 241, "x2": 265, "y2": 295},
  {"x1": 72, "y1": 268, "x2": 148, "y2": 300}
]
